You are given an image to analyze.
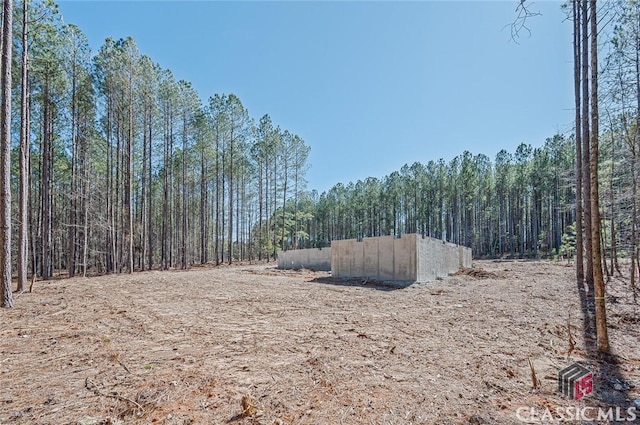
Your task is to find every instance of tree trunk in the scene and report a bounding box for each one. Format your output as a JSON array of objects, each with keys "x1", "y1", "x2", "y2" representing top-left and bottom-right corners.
[
  {"x1": 41, "y1": 77, "x2": 52, "y2": 280},
  {"x1": 589, "y1": 0, "x2": 609, "y2": 352},
  {"x1": 17, "y1": 0, "x2": 29, "y2": 293},
  {"x1": 81, "y1": 124, "x2": 89, "y2": 277},
  {"x1": 281, "y1": 158, "x2": 288, "y2": 252},
  {"x1": 126, "y1": 71, "x2": 134, "y2": 273},
  {"x1": 161, "y1": 108, "x2": 170, "y2": 270},
  {"x1": 106, "y1": 88, "x2": 115, "y2": 273},
  {"x1": 214, "y1": 123, "x2": 220, "y2": 265},
  {"x1": 272, "y1": 146, "x2": 278, "y2": 259},
  {"x1": 182, "y1": 110, "x2": 188, "y2": 269},
  {"x1": 141, "y1": 109, "x2": 148, "y2": 271},
  {"x1": 0, "y1": 0, "x2": 13, "y2": 307},
  {"x1": 68, "y1": 49, "x2": 78, "y2": 278},
  {"x1": 200, "y1": 144, "x2": 207, "y2": 264},
  {"x1": 581, "y1": 0, "x2": 594, "y2": 290},
  {"x1": 607, "y1": 116, "x2": 621, "y2": 276},
  {"x1": 147, "y1": 114, "x2": 153, "y2": 270},
  {"x1": 228, "y1": 122, "x2": 234, "y2": 265},
  {"x1": 633, "y1": 12, "x2": 640, "y2": 293},
  {"x1": 573, "y1": 0, "x2": 584, "y2": 282}
]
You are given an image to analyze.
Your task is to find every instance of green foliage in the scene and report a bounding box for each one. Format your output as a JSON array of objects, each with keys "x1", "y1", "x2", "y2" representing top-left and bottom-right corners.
[
  {"x1": 308, "y1": 135, "x2": 578, "y2": 257},
  {"x1": 560, "y1": 224, "x2": 577, "y2": 259}
]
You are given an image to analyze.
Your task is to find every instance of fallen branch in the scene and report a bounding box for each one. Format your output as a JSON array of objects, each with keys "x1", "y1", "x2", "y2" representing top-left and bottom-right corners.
[
  {"x1": 528, "y1": 358, "x2": 541, "y2": 390},
  {"x1": 109, "y1": 352, "x2": 131, "y2": 374},
  {"x1": 85, "y1": 377, "x2": 144, "y2": 413},
  {"x1": 567, "y1": 312, "x2": 576, "y2": 359}
]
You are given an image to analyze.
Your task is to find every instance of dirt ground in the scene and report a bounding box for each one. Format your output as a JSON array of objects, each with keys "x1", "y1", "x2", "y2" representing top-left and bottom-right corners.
[{"x1": 1, "y1": 260, "x2": 639, "y2": 425}]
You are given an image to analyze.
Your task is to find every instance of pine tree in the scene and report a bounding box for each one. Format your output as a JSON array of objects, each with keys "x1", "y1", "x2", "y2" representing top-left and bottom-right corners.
[{"x1": 0, "y1": 0, "x2": 14, "y2": 307}]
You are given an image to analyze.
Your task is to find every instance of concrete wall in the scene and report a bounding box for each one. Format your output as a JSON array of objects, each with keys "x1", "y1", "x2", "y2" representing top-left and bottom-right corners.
[
  {"x1": 277, "y1": 247, "x2": 332, "y2": 271},
  {"x1": 332, "y1": 234, "x2": 472, "y2": 283},
  {"x1": 415, "y1": 237, "x2": 458, "y2": 282},
  {"x1": 331, "y1": 234, "x2": 418, "y2": 283},
  {"x1": 459, "y1": 245, "x2": 472, "y2": 268}
]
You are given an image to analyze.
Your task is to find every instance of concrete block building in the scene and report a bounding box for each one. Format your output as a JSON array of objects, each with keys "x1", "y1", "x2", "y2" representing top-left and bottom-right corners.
[{"x1": 278, "y1": 234, "x2": 472, "y2": 283}]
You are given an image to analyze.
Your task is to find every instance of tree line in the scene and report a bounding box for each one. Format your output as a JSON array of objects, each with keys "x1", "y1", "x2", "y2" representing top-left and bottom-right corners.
[
  {"x1": 305, "y1": 137, "x2": 576, "y2": 259},
  {"x1": 0, "y1": 0, "x2": 311, "y2": 307}
]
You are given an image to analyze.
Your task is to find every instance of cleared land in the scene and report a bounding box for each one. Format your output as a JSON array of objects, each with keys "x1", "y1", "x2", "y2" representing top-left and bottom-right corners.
[{"x1": 1, "y1": 260, "x2": 639, "y2": 424}]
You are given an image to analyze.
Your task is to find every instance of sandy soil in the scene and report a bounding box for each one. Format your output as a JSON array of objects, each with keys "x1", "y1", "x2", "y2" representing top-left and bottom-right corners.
[{"x1": 1, "y1": 260, "x2": 639, "y2": 425}]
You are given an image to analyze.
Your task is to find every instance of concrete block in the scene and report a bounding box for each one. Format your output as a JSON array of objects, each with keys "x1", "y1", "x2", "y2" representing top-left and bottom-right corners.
[
  {"x1": 363, "y1": 237, "x2": 380, "y2": 279},
  {"x1": 378, "y1": 236, "x2": 395, "y2": 280},
  {"x1": 459, "y1": 245, "x2": 472, "y2": 268},
  {"x1": 277, "y1": 247, "x2": 332, "y2": 271},
  {"x1": 331, "y1": 233, "x2": 471, "y2": 284},
  {"x1": 445, "y1": 242, "x2": 460, "y2": 275},
  {"x1": 394, "y1": 234, "x2": 416, "y2": 282},
  {"x1": 352, "y1": 239, "x2": 365, "y2": 278},
  {"x1": 417, "y1": 236, "x2": 438, "y2": 282}
]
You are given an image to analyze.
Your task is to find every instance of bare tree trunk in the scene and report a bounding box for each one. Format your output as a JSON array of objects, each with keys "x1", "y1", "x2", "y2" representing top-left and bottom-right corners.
[
  {"x1": 147, "y1": 115, "x2": 153, "y2": 270},
  {"x1": 106, "y1": 92, "x2": 114, "y2": 273},
  {"x1": 68, "y1": 48, "x2": 78, "y2": 278},
  {"x1": 258, "y1": 158, "x2": 263, "y2": 261},
  {"x1": 573, "y1": 0, "x2": 584, "y2": 282},
  {"x1": 581, "y1": 0, "x2": 593, "y2": 290},
  {"x1": 235, "y1": 166, "x2": 240, "y2": 260},
  {"x1": 272, "y1": 147, "x2": 278, "y2": 259},
  {"x1": 116, "y1": 126, "x2": 123, "y2": 272},
  {"x1": 168, "y1": 116, "x2": 174, "y2": 268},
  {"x1": 633, "y1": 149, "x2": 638, "y2": 292},
  {"x1": 265, "y1": 152, "x2": 270, "y2": 261},
  {"x1": 82, "y1": 137, "x2": 88, "y2": 277},
  {"x1": 41, "y1": 78, "x2": 52, "y2": 280},
  {"x1": 633, "y1": 13, "x2": 640, "y2": 293},
  {"x1": 126, "y1": 71, "x2": 134, "y2": 273},
  {"x1": 0, "y1": 0, "x2": 13, "y2": 307},
  {"x1": 162, "y1": 109, "x2": 169, "y2": 270},
  {"x1": 200, "y1": 145, "x2": 207, "y2": 264},
  {"x1": 17, "y1": 0, "x2": 29, "y2": 293},
  {"x1": 293, "y1": 157, "x2": 299, "y2": 250},
  {"x1": 228, "y1": 123, "x2": 234, "y2": 265},
  {"x1": 214, "y1": 124, "x2": 220, "y2": 265},
  {"x1": 140, "y1": 110, "x2": 148, "y2": 271},
  {"x1": 607, "y1": 115, "x2": 621, "y2": 277},
  {"x1": 182, "y1": 110, "x2": 188, "y2": 269},
  {"x1": 220, "y1": 137, "x2": 226, "y2": 264},
  {"x1": 590, "y1": 0, "x2": 609, "y2": 352},
  {"x1": 281, "y1": 159, "x2": 288, "y2": 252}
]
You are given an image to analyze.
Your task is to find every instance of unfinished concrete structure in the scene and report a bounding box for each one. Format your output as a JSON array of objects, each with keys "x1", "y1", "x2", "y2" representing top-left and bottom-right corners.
[
  {"x1": 277, "y1": 247, "x2": 332, "y2": 271},
  {"x1": 331, "y1": 234, "x2": 472, "y2": 283}
]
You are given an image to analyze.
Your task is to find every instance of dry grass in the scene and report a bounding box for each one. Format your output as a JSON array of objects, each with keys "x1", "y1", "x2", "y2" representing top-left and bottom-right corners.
[{"x1": 1, "y1": 260, "x2": 639, "y2": 424}]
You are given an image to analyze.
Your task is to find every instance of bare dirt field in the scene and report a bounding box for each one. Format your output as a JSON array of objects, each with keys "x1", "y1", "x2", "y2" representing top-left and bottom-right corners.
[{"x1": 1, "y1": 260, "x2": 639, "y2": 425}]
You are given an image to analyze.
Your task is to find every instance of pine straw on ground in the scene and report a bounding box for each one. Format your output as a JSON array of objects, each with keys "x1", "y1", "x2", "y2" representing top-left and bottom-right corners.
[
  {"x1": 453, "y1": 267, "x2": 501, "y2": 279},
  {"x1": 1, "y1": 260, "x2": 639, "y2": 425}
]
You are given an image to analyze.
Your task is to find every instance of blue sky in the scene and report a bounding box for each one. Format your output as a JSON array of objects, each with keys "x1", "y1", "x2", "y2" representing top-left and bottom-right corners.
[{"x1": 57, "y1": 0, "x2": 574, "y2": 194}]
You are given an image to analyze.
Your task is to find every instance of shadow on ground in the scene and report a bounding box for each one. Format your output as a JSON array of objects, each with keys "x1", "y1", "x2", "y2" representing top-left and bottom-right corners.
[
  {"x1": 308, "y1": 276, "x2": 411, "y2": 291},
  {"x1": 576, "y1": 275, "x2": 634, "y2": 414}
]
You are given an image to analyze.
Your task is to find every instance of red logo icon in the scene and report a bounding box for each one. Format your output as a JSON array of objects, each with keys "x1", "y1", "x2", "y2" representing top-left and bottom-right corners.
[{"x1": 559, "y1": 363, "x2": 593, "y2": 400}]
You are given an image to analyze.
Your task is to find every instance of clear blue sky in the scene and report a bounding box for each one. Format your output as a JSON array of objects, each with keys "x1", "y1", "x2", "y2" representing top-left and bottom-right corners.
[{"x1": 58, "y1": 0, "x2": 574, "y2": 194}]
